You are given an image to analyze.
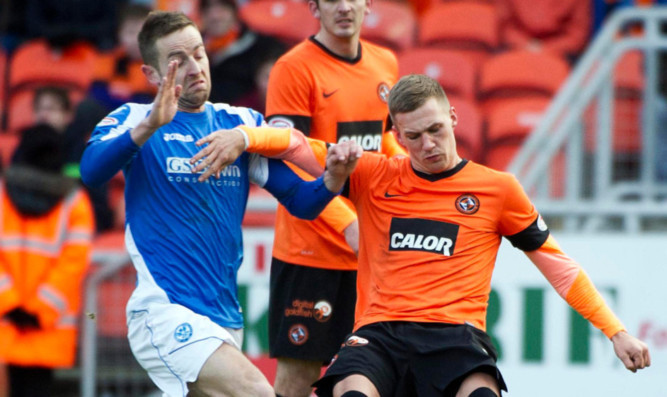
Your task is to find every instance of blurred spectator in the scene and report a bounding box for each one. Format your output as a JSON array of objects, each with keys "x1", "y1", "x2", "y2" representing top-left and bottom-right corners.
[
  {"x1": 89, "y1": 3, "x2": 156, "y2": 111},
  {"x1": 234, "y1": 46, "x2": 285, "y2": 115},
  {"x1": 498, "y1": 0, "x2": 591, "y2": 61},
  {"x1": 21, "y1": 86, "x2": 116, "y2": 233},
  {"x1": 25, "y1": 0, "x2": 118, "y2": 50},
  {"x1": 0, "y1": 124, "x2": 93, "y2": 397},
  {"x1": 200, "y1": 0, "x2": 287, "y2": 105}
]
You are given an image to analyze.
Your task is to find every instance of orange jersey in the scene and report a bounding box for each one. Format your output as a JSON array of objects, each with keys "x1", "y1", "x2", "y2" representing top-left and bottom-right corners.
[
  {"x1": 266, "y1": 37, "x2": 399, "y2": 270},
  {"x1": 346, "y1": 155, "x2": 547, "y2": 331}
]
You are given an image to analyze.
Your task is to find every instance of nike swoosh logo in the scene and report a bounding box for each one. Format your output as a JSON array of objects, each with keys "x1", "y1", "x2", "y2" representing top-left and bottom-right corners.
[
  {"x1": 384, "y1": 192, "x2": 402, "y2": 198},
  {"x1": 323, "y1": 89, "x2": 339, "y2": 98}
]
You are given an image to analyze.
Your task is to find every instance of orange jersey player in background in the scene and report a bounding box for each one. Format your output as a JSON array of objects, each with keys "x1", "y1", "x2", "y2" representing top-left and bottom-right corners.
[{"x1": 264, "y1": 0, "x2": 405, "y2": 395}]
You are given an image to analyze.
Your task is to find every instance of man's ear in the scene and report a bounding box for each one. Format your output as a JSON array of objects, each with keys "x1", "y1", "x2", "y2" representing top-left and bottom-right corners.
[
  {"x1": 450, "y1": 106, "x2": 458, "y2": 129},
  {"x1": 308, "y1": 0, "x2": 320, "y2": 19},
  {"x1": 142, "y1": 64, "x2": 162, "y2": 87},
  {"x1": 392, "y1": 127, "x2": 406, "y2": 149}
]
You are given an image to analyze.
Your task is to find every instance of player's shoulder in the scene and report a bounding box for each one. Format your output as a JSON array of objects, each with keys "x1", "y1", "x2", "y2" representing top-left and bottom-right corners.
[
  {"x1": 360, "y1": 39, "x2": 397, "y2": 62},
  {"x1": 275, "y1": 39, "x2": 315, "y2": 64},
  {"x1": 208, "y1": 102, "x2": 264, "y2": 127},
  {"x1": 465, "y1": 160, "x2": 521, "y2": 185}
]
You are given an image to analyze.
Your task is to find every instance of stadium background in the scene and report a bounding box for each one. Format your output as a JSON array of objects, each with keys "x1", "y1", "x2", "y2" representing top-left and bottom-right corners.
[{"x1": 1, "y1": 0, "x2": 666, "y2": 396}]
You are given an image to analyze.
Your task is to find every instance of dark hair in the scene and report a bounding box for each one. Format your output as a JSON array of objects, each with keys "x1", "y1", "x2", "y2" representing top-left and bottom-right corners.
[
  {"x1": 13, "y1": 124, "x2": 65, "y2": 172},
  {"x1": 138, "y1": 11, "x2": 197, "y2": 69},
  {"x1": 33, "y1": 86, "x2": 71, "y2": 112},
  {"x1": 388, "y1": 74, "x2": 448, "y2": 121}
]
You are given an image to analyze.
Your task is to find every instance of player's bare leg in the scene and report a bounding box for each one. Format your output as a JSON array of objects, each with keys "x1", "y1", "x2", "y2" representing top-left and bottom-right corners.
[
  {"x1": 455, "y1": 372, "x2": 499, "y2": 397},
  {"x1": 187, "y1": 343, "x2": 274, "y2": 397},
  {"x1": 332, "y1": 374, "x2": 380, "y2": 397},
  {"x1": 274, "y1": 357, "x2": 322, "y2": 397}
]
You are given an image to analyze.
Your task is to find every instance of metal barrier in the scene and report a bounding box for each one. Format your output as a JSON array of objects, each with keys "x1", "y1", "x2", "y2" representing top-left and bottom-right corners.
[{"x1": 508, "y1": 7, "x2": 667, "y2": 232}]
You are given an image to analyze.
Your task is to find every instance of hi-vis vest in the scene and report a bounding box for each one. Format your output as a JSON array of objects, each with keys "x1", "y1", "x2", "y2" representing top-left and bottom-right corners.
[{"x1": 0, "y1": 183, "x2": 93, "y2": 368}]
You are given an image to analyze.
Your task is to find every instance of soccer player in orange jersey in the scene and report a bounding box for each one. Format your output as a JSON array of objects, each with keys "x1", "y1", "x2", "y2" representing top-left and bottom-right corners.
[
  {"x1": 192, "y1": 74, "x2": 651, "y2": 396},
  {"x1": 308, "y1": 75, "x2": 651, "y2": 397},
  {"x1": 264, "y1": 0, "x2": 405, "y2": 395}
]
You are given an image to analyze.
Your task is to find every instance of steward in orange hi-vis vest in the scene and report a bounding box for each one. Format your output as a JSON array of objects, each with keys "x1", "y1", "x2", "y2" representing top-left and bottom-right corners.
[{"x1": 0, "y1": 125, "x2": 94, "y2": 369}]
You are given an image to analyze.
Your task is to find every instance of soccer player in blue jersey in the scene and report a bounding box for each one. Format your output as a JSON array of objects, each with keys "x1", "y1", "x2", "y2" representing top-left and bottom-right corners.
[{"x1": 80, "y1": 11, "x2": 360, "y2": 397}]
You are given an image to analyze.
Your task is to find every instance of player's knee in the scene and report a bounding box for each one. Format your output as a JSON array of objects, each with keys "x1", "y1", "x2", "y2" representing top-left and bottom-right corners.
[
  {"x1": 468, "y1": 387, "x2": 498, "y2": 397},
  {"x1": 341, "y1": 392, "x2": 368, "y2": 397}
]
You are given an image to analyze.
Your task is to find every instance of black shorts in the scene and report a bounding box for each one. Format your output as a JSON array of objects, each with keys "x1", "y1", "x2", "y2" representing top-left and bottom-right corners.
[
  {"x1": 269, "y1": 257, "x2": 357, "y2": 363},
  {"x1": 313, "y1": 322, "x2": 508, "y2": 397}
]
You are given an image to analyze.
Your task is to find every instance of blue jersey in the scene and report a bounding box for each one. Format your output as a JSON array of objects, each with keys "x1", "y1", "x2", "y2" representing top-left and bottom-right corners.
[{"x1": 81, "y1": 102, "x2": 336, "y2": 328}]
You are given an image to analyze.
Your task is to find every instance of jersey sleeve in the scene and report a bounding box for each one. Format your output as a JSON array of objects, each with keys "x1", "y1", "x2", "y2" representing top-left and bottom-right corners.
[
  {"x1": 525, "y1": 235, "x2": 626, "y2": 339},
  {"x1": 250, "y1": 155, "x2": 338, "y2": 220},
  {"x1": 265, "y1": 60, "x2": 313, "y2": 134},
  {"x1": 499, "y1": 174, "x2": 549, "y2": 251},
  {"x1": 80, "y1": 104, "x2": 146, "y2": 187}
]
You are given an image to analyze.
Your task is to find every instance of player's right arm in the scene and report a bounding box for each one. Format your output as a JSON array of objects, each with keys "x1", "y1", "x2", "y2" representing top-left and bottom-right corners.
[{"x1": 81, "y1": 60, "x2": 181, "y2": 187}]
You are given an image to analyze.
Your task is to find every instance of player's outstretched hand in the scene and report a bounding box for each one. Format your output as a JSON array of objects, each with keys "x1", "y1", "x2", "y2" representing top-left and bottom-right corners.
[
  {"x1": 190, "y1": 128, "x2": 246, "y2": 181},
  {"x1": 611, "y1": 331, "x2": 651, "y2": 372},
  {"x1": 133, "y1": 60, "x2": 182, "y2": 146},
  {"x1": 147, "y1": 60, "x2": 181, "y2": 130},
  {"x1": 323, "y1": 141, "x2": 363, "y2": 193}
]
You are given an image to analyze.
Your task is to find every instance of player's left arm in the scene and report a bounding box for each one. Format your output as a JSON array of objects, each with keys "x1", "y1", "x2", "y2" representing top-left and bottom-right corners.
[
  {"x1": 525, "y1": 236, "x2": 650, "y2": 372},
  {"x1": 501, "y1": 175, "x2": 650, "y2": 372}
]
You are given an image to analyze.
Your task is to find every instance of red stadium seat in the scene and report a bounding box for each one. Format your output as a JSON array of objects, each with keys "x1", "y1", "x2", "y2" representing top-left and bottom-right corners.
[
  {"x1": 361, "y1": 0, "x2": 416, "y2": 51},
  {"x1": 478, "y1": 49, "x2": 570, "y2": 115},
  {"x1": 585, "y1": 50, "x2": 644, "y2": 154},
  {"x1": 156, "y1": 0, "x2": 201, "y2": 26},
  {"x1": 447, "y1": 95, "x2": 483, "y2": 162},
  {"x1": 485, "y1": 97, "x2": 551, "y2": 143},
  {"x1": 417, "y1": 2, "x2": 500, "y2": 68},
  {"x1": 483, "y1": 142, "x2": 520, "y2": 171},
  {"x1": 239, "y1": 0, "x2": 319, "y2": 47},
  {"x1": 6, "y1": 90, "x2": 35, "y2": 134},
  {"x1": 8, "y1": 40, "x2": 97, "y2": 94},
  {"x1": 398, "y1": 47, "x2": 477, "y2": 100}
]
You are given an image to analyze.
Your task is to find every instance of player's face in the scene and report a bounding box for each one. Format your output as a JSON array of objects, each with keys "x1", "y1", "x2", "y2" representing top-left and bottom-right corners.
[
  {"x1": 393, "y1": 97, "x2": 460, "y2": 174},
  {"x1": 311, "y1": 0, "x2": 371, "y2": 40},
  {"x1": 154, "y1": 26, "x2": 211, "y2": 111}
]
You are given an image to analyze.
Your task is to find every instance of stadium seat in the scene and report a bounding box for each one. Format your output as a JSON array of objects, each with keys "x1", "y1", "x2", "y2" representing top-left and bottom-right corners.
[
  {"x1": 398, "y1": 47, "x2": 477, "y2": 100},
  {"x1": 584, "y1": 50, "x2": 643, "y2": 155},
  {"x1": 485, "y1": 97, "x2": 551, "y2": 144},
  {"x1": 156, "y1": 0, "x2": 201, "y2": 25},
  {"x1": 483, "y1": 142, "x2": 521, "y2": 171},
  {"x1": 417, "y1": 2, "x2": 500, "y2": 68},
  {"x1": 361, "y1": 0, "x2": 416, "y2": 52},
  {"x1": 239, "y1": 0, "x2": 319, "y2": 47},
  {"x1": 478, "y1": 49, "x2": 570, "y2": 115},
  {"x1": 6, "y1": 90, "x2": 35, "y2": 134},
  {"x1": 447, "y1": 95, "x2": 483, "y2": 162},
  {"x1": 0, "y1": 133, "x2": 19, "y2": 169},
  {"x1": 8, "y1": 39, "x2": 97, "y2": 95}
]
